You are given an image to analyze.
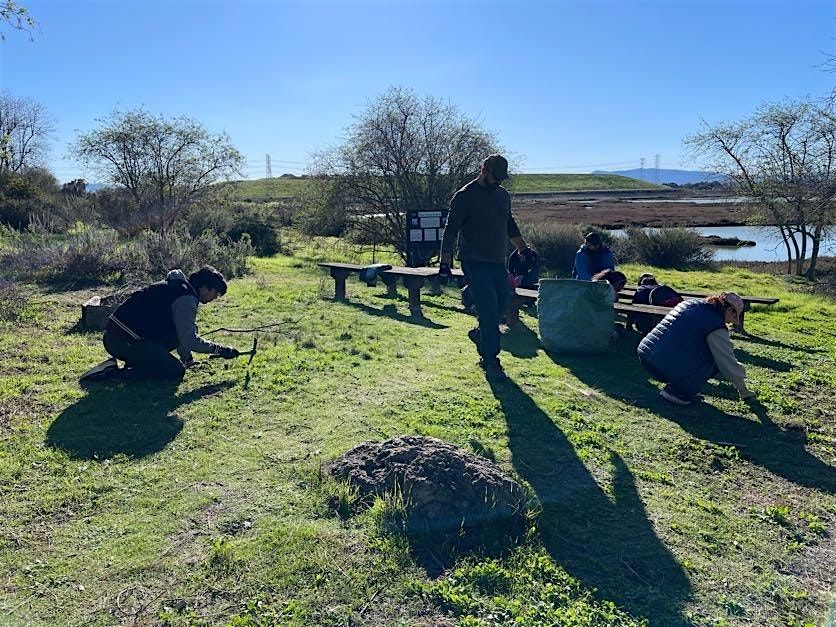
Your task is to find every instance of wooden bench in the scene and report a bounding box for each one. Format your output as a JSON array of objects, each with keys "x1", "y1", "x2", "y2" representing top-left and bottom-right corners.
[
  {"x1": 616, "y1": 285, "x2": 779, "y2": 332},
  {"x1": 318, "y1": 262, "x2": 444, "y2": 316},
  {"x1": 510, "y1": 287, "x2": 673, "y2": 329}
]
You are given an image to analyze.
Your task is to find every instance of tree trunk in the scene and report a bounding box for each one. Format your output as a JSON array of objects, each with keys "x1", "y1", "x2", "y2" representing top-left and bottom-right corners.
[
  {"x1": 778, "y1": 225, "x2": 793, "y2": 274},
  {"x1": 805, "y1": 225, "x2": 823, "y2": 281}
]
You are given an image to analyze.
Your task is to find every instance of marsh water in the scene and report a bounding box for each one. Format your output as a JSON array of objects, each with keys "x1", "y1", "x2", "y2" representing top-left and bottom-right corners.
[{"x1": 608, "y1": 225, "x2": 836, "y2": 262}]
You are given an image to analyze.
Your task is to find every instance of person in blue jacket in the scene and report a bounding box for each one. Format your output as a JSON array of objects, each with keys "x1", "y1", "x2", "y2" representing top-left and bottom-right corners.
[
  {"x1": 637, "y1": 292, "x2": 755, "y2": 405},
  {"x1": 572, "y1": 232, "x2": 616, "y2": 280}
]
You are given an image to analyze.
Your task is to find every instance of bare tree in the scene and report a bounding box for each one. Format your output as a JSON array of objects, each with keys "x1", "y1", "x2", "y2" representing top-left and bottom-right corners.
[
  {"x1": 309, "y1": 87, "x2": 501, "y2": 261},
  {"x1": 0, "y1": 91, "x2": 54, "y2": 173},
  {"x1": 686, "y1": 96, "x2": 836, "y2": 280},
  {"x1": 0, "y1": 0, "x2": 35, "y2": 39},
  {"x1": 72, "y1": 108, "x2": 244, "y2": 233}
]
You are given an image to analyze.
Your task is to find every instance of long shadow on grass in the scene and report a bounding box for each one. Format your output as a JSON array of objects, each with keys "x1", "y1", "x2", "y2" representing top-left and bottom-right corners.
[
  {"x1": 556, "y1": 339, "x2": 836, "y2": 494},
  {"x1": 500, "y1": 319, "x2": 540, "y2": 359},
  {"x1": 343, "y1": 301, "x2": 448, "y2": 329},
  {"x1": 487, "y1": 376, "x2": 693, "y2": 625},
  {"x1": 45, "y1": 381, "x2": 233, "y2": 460}
]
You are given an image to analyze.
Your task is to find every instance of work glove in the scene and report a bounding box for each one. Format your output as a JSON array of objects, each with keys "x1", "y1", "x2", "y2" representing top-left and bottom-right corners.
[
  {"x1": 438, "y1": 262, "x2": 452, "y2": 286},
  {"x1": 217, "y1": 345, "x2": 240, "y2": 360}
]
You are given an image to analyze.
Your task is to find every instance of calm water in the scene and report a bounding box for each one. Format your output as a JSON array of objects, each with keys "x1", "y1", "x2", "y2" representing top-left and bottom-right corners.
[{"x1": 608, "y1": 226, "x2": 836, "y2": 262}]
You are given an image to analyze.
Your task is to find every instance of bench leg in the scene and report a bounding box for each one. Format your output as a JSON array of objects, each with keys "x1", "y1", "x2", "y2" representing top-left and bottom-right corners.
[
  {"x1": 403, "y1": 276, "x2": 425, "y2": 317},
  {"x1": 381, "y1": 274, "x2": 399, "y2": 298},
  {"x1": 505, "y1": 294, "x2": 522, "y2": 328},
  {"x1": 329, "y1": 268, "x2": 352, "y2": 301},
  {"x1": 733, "y1": 310, "x2": 749, "y2": 336}
]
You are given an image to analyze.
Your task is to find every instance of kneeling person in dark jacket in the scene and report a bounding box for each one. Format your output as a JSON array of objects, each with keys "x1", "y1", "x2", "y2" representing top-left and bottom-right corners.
[
  {"x1": 637, "y1": 292, "x2": 754, "y2": 405},
  {"x1": 80, "y1": 266, "x2": 241, "y2": 383}
]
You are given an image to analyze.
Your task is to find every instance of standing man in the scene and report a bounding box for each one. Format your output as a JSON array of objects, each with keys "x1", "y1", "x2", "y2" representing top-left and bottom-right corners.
[
  {"x1": 572, "y1": 232, "x2": 616, "y2": 280},
  {"x1": 79, "y1": 266, "x2": 241, "y2": 383},
  {"x1": 439, "y1": 154, "x2": 532, "y2": 378}
]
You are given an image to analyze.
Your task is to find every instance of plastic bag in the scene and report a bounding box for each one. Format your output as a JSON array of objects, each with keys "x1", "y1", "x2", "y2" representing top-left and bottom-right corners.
[{"x1": 537, "y1": 279, "x2": 615, "y2": 353}]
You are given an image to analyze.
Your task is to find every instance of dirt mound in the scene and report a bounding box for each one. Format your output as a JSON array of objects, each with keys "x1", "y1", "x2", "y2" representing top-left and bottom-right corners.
[{"x1": 326, "y1": 435, "x2": 526, "y2": 534}]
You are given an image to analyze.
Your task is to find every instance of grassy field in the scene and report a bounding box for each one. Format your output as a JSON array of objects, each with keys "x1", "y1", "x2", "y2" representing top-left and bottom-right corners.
[
  {"x1": 1, "y1": 244, "x2": 834, "y2": 626},
  {"x1": 228, "y1": 173, "x2": 664, "y2": 200}
]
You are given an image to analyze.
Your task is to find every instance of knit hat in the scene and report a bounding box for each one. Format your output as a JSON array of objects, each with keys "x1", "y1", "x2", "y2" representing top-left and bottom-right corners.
[{"x1": 721, "y1": 292, "x2": 745, "y2": 317}]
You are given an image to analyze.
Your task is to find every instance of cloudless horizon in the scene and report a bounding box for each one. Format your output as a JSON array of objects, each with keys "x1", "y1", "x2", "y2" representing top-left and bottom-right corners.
[{"x1": 1, "y1": 0, "x2": 834, "y2": 184}]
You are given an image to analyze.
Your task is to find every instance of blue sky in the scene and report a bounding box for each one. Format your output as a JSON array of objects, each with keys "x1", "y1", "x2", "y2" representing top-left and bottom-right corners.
[{"x1": 1, "y1": 0, "x2": 834, "y2": 183}]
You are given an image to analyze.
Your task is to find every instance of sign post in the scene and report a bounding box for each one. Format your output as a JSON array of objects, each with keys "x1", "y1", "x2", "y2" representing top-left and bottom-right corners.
[{"x1": 406, "y1": 209, "x2": 448, "y2": 267}]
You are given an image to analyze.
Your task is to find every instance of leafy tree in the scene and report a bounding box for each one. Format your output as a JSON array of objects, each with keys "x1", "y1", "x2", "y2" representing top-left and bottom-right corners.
[
  {"x1": 0, "y1": 92, "x2": 54, "y2": 173},
  {"x1": 309, "y1": 86, "x2": 501, "y2": 260},
  {"x1": 72, "y1": 108, "x2": 244, "y2": 233},
  {"x1": 686, "y1": 96, "x2": 835, "y2": 280}
]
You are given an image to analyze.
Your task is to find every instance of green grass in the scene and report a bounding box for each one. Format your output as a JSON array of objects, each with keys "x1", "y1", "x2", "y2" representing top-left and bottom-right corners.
[
  {"x1": 1, "y1": 248, "x2": 834, "y2": 626},
  {"x1": 506, "y1": 173, "x2": 665, "y2": 193},
  {"x1": 229, "y1": 173, "x2": 665, "y2": 200},
  {"x1": 229, "y1": 176, "x2": 312, "y2": 199}
]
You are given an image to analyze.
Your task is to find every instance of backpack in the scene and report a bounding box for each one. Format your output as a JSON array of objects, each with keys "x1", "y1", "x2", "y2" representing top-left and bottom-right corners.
[{"x1": 649, "y1": 285, "x2": 683, "y2": 308}]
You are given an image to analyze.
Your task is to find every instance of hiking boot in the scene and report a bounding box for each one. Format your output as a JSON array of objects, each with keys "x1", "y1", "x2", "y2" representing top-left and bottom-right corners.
[
  {"x1": 660, "y1": 385, "x2": 691, "y2": 405},
  {"x1": 478, "y1": 358, "x2": 506, "y2": 380},
  {"x1": 467, "y1": 327, "x2": 480, "y2": 345},
  {"x1": 79, "y1": 358, "x2": 118, "y2": 383}
]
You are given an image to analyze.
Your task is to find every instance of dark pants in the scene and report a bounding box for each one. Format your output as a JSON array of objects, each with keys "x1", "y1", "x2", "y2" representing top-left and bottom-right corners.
[
  {"x1": 639, "y1": 356, "x2": 717, "y2": 401},
  {"x1": 104, "y1": 330, "x2": 185, "y2": 382},
  {"x1": 461, "y1": 260, "x2": 509, "y2": 363}
]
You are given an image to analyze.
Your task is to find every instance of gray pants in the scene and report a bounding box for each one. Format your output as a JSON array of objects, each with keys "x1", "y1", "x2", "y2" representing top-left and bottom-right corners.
[
  {"x1": 461, "y1": 260, "x2": 509, "y2": 363},
  {"x1": 103, "y1": 330, "x2": 185, "y2": 382}
]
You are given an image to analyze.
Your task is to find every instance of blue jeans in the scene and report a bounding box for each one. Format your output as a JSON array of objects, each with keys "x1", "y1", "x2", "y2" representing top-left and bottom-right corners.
[{"x1": 461, "y1": 260, "x2": 509, "y2": 363}]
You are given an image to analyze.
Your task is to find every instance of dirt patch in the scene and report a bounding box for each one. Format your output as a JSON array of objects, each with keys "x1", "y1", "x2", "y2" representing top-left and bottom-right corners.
[{"x1": 327, "y1": 435, "x2": 526, "y2": 534}]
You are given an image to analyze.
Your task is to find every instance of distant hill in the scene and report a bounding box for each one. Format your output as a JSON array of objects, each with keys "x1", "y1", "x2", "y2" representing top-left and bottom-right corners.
[
  {"x1": 592, "y1": 168, "x2": 725, "y2": 186},
  {"x1": 229, "y1": 173, "x2": 665, "y2": 201}
]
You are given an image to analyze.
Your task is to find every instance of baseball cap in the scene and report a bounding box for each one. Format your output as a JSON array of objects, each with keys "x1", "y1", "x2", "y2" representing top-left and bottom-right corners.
[
  {"x1": 484, "y1": 154, "x2": 509, "y2": 181},
  {"x1": 721, "y1": 292, "x2": 745, "y2": 317}
]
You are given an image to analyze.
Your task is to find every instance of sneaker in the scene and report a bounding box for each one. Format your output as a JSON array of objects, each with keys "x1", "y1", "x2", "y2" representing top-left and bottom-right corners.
[
  {"x1": 660, "y1": 386, "x2": 691, "y2": 405},
  {"x1": 79, "y1": 358, "x2": 118, "y2": 383},
  {"x1": 467, "y1": 327, "x2": 480, "y2": 345}
]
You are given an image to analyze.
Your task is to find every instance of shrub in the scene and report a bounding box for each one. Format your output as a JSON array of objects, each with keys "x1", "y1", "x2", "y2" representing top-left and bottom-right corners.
[
  {"x1": 184, "y1": 203, "x2": 283, "y2": 257},
  {"x1": 135, "y1": 229, "x2": 253, "y2": 280},
  {"x1": 0, "y1": 278, "x2": 29, "y2": 322},
  {"x1": 624, "y1": 227, "x2": 714, "y2": 268},
  {"x1": 0, "y1": 227, "x2": 253, "y2": 287},
  {"x1": 294, "y1": 180, "x2": 348, "y2": 237},
  {"x1": 519, "y1": 223, "x2": 583, "y2": 277},
  {"x1": 0, "y1": 228, "x2": 127, "y2": 285}
]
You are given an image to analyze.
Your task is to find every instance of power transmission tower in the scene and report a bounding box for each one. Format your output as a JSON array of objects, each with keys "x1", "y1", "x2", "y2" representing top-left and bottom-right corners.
[
  {"x1": 654, "y1": 154, "x2": 660, "y2": 184},
  {"x1": 640, "y1": 157, "x2": 645, "y2": 181},
  {"x1": 266, "y1": 154, "x2": 272, "y2": 179}
]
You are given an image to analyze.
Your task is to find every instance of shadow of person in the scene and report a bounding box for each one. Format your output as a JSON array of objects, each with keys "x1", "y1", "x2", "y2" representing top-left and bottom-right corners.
[
  {"x1": 555, "y1": 341, "x2": 836, "y2": 494},
  {"x1": 487, "y1": 376, "x2": 692, "y2": 625},
  {"x1": 500, "y1": 319, "x2": 540, "y2": 359},
  {"x1": 45, "y1": 381, "x2": 234, "y2": 460}
]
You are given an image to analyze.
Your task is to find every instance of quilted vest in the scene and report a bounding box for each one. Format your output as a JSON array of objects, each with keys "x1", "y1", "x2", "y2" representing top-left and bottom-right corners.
[{"x1": 637, "y1": 300, "x2": 725, "y2": 398}]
